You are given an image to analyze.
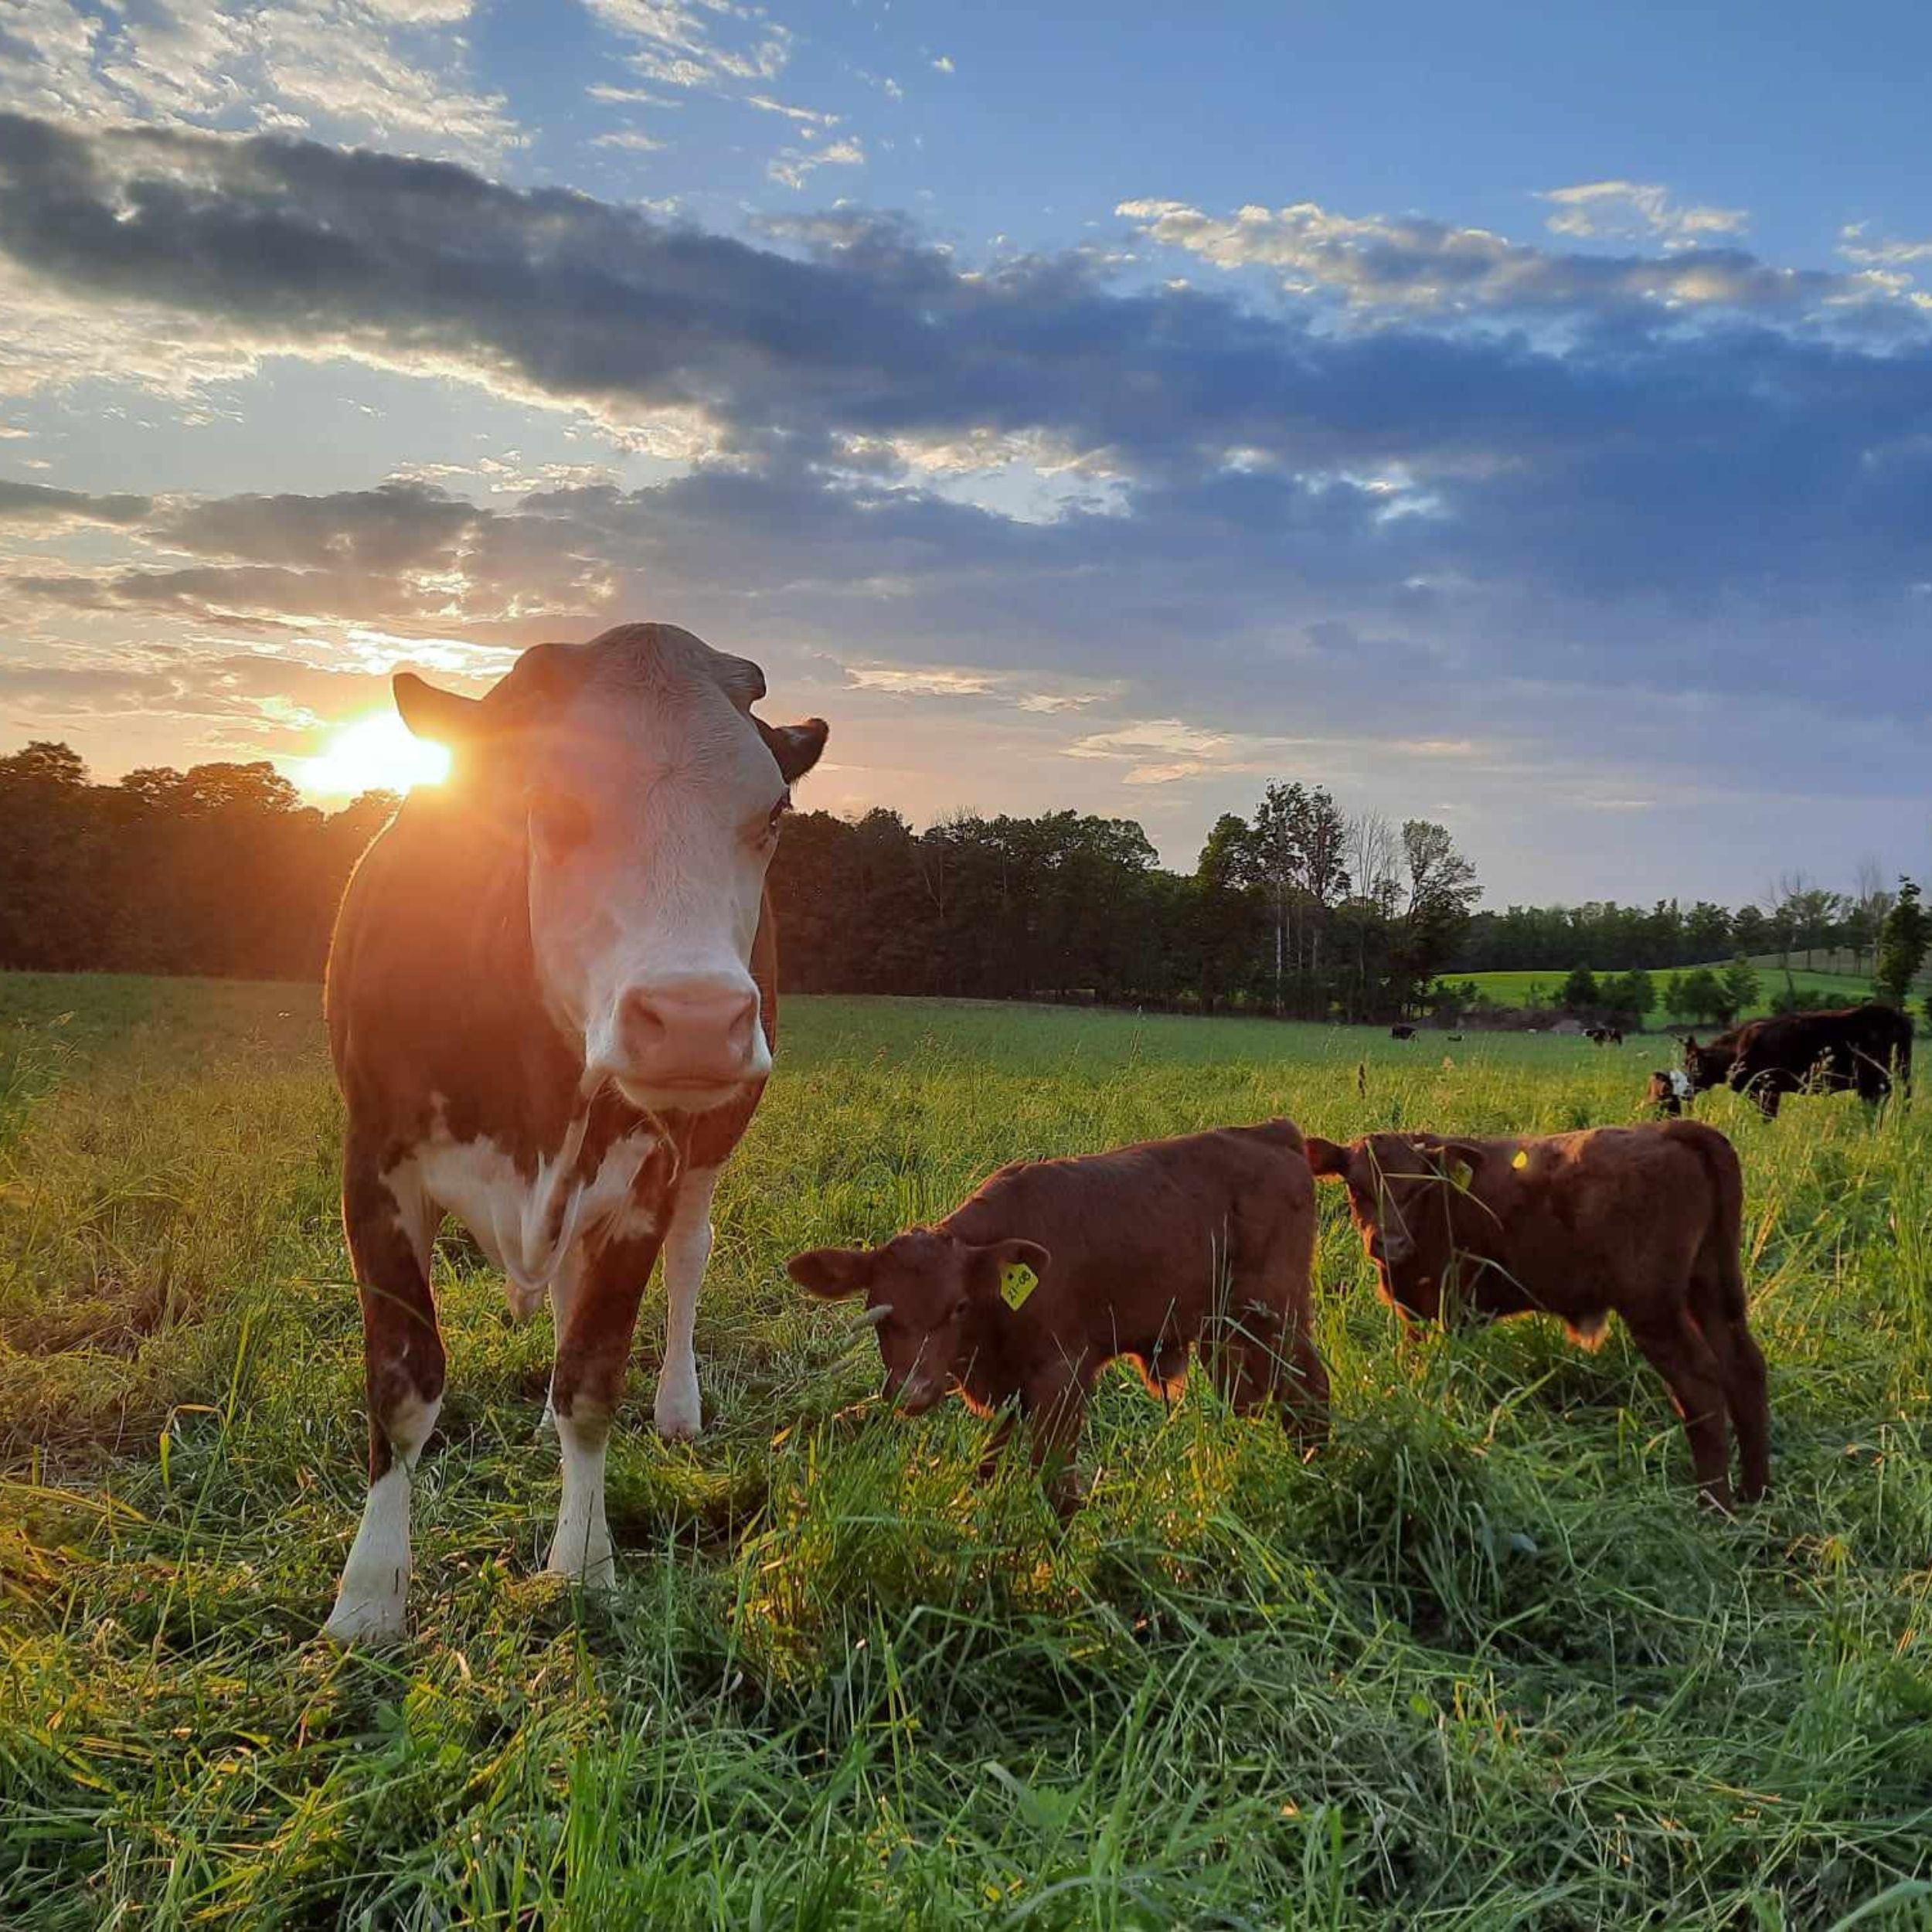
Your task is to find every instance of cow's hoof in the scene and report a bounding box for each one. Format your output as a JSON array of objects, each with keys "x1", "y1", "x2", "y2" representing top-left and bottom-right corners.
[
  {"x1": 544, "y1": 1532, "x2": 616, "y2": 1590},
  {"x1": 654, "y1": 1369, "x2": 702, "y2": 1441},
  {"x1": 321, "y1": 1592, "x2": 408, "y2": 1647}
]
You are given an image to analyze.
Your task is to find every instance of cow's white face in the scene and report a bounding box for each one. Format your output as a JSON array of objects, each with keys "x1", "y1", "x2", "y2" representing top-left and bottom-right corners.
[{"x1": 397, "y1": 624, "x2": 826, "y2": 1114}]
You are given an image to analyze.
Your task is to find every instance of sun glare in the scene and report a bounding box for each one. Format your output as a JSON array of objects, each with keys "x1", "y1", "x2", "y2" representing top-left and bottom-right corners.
[{"x1": 299, "y1": 713, "x2": 451, "y2": 798}]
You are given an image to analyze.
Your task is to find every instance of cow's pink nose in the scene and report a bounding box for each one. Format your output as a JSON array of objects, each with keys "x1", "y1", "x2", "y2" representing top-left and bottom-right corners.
[{"x1": 617, "y1": 978, "x2": 759, "y2": 1090}]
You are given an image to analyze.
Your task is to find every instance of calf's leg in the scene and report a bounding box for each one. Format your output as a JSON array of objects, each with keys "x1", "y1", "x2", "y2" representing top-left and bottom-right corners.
[
  {"x1": 547, "y1": 1228, "x2": 664, "y2": 1586},
  {"x1": 1023, "y1": 1362, "x2": 1092, "y2": 1519},
  {"x1": 325, "y1": 1148, "x2": 446, "y2": 1645},
  {"x1": 655, "y1": 1165, "x2": 719, "y2": 1440},
  {"x1": 1694, "y1": 1305, "x2": 1771, "y2": 1503},
  {"x1": 1628, "y1": 1311, "x2": 1735, "y2": 1509}
]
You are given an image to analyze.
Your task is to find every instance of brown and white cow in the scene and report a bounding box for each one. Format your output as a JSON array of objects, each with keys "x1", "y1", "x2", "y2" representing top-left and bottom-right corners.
[
  {"x1": 1306, "y1": 1121, "x2": 1769, "y2": 1507},
  {"x1": 321, "y1": 623, "x2": 826, "y2": 1643}
]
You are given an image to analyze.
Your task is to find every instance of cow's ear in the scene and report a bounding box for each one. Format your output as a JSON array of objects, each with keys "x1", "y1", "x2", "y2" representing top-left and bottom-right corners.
[
  {"x1": 787, "y1": 1246, "x2": 876, "y2": 1299},
  {"x1": 760, "y1": 717, "x2": 829, "y2": 784},
  {"x1": 1304, "y1": 1135, "x2": 1352, "y2": 1180},
  {"x1": 393, "y1": 672, "x2": 483, "y2": 745}
]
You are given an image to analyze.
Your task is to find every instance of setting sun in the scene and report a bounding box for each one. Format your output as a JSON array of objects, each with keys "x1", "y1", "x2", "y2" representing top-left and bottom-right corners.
[{"x1": 298, "y1": 713, "x2": 451, "y2": 798}]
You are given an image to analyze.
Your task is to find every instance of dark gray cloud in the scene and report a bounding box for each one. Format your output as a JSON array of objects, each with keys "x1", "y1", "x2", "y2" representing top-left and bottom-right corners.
[{"x1": 0, "y1": 478, "x2": 152, "y2": 526}]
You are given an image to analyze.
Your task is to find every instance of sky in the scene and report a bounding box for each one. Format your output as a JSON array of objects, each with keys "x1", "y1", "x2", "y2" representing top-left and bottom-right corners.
[{"x1": 0, "y1": 0, "x2": 1927, "y2": 904}]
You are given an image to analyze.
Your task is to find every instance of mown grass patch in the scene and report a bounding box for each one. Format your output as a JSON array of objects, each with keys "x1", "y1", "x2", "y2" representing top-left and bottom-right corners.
[{"x1": 1, "y1": 974, "x2": 1928, "y2": 1927}]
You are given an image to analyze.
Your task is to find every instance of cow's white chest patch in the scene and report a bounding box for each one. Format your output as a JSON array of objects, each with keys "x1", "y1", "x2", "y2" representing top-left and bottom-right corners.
[
  {"x1": 387, "y1": 1117, "x2": 665, "y2": 1318},
  {"x1": 1668, "y1": 1070, "x2": 1693, "y2": 1101}
]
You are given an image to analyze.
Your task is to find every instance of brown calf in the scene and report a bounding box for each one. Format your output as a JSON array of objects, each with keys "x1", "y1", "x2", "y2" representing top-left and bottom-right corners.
[
  {"x1": 1305, "y1": 1121, "x2": 1769, "y2": 1507},
  {"x1": 787, "y1": 1121, "x2": 1329, "y2": 1513}
]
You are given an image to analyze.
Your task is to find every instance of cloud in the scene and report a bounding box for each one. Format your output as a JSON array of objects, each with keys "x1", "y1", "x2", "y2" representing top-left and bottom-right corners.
[
  {"x1": 1838, "y1": 222, "x2": 1932, "y2": 270},
  {"x1": 930, "y1": 55, "x2": 954, "y2": 73},
  {"x1": 0, "y1": 0, "x2": 520, "y2": 167},
  {"x1": 1117, "y1": 195, "x2": 1896, "y2": 319},
  {"x1": 583, "y1": 0, "x2": 792, "y2": 89},
  {"x1": 745, "y1": 94, "x2": 838, "y2": 126},
  {"x1": 767, "y1": 134, "x2": 865, "y2": 189},
  {"x1": 0, "y1": 479, "x2": 152, "y2": 527},
  {"x1": 1541, "y1": 181, "x2": 1748, "y2": 250},
  {"x1": 593, "y1": 129, "x2": 669, "y2": 152}
]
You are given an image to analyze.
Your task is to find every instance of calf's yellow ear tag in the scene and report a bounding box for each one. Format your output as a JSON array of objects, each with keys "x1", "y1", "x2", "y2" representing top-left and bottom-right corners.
[
  {"x1": 1000, "y1": 1260, "x2": 1039, "y2": 1311},
  {"x1": 1512, "y1": 1149, "x2": 1529, "y2": 1170}
]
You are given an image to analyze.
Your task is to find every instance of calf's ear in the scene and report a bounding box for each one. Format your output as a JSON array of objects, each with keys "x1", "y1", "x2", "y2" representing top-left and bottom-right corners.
[
  {"x1": 1432, "y1": 1141, "x2": 1486, "y2": 1185},
  {"x1": 760, "y1": 716, "x2": 830, "y2": 784},
  {"x1": 787, "y1": 1247, "x2": 876, "y2": 1299},
  {"x1": 981, "y1": 1236, "x2": 1050, "y2": 1279},
  {"x1": 1304, "y1": 1136, "x2": 1352, "y2": 1180}
]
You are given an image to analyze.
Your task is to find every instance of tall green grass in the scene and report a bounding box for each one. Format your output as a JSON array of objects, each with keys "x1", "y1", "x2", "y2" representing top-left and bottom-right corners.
[{"x1": 1, "y1": 975, "x2": 1928, "y2": 1927}]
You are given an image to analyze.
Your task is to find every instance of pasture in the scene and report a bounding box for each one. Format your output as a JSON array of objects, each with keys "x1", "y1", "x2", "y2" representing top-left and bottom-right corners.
[{"x1": 2, "y1": 974, "x2": 1930, "y2": 1928}]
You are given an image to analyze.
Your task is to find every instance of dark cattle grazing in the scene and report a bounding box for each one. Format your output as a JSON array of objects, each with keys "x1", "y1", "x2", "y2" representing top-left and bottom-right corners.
[
  {"x1": 1389, "y1": 1024, "x2": 1417, "y2": 1041},
  {"x1": 788, "y1": 1121, "x2": 1330, "y2": 1514},
  {"x1": 1684, "y1": 1004, "x2": 1912, "y2": 1118},
  {"x1": 1584, "y1": 1026, "x2": 1624, "y2": 1046},
  {"x1": 322, "y1": 623, "x2": 827, "y2": 1642},
  {"x1": 1305, "y1": 1121, "x2": 1769, "y2": 1507}
]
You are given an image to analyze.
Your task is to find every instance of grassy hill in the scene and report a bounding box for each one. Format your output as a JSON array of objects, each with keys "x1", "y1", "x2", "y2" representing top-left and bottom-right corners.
[{"x1": 1453, "y1": 963, "x2": 1887, "y2": 1025}]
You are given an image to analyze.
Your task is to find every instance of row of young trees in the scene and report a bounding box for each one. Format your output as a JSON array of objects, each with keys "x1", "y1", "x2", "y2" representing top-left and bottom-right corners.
[
  {"x1": 1456, "y1": 868, "x2": 1901, "y2": 979},
  {"x1": 0, "y1": 740, "x2": 1479, "y2": 1015}
]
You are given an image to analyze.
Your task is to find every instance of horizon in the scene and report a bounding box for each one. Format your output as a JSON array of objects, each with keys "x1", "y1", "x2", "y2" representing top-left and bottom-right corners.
[{"x1": 1, "y1": 1, "x2": 1928, "y2": 903}]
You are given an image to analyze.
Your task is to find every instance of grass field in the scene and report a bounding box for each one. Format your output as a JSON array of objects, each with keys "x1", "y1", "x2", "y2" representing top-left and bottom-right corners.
[
  {"x1": 3, "y1": 974, "x2": 1930, "y2": 1928},
  {"x1": 1454, "y1": 964, "x2": 1884, "y2": 1022}
]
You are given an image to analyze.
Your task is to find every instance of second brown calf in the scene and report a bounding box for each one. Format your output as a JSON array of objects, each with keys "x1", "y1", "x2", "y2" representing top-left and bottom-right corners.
[
  {"x1": 1306, "y1": 1120, "x2": 1769, "y2": 1507},
  {"x1": 787, "y1": 1120, "x2": 1329, "y2": 1512}
]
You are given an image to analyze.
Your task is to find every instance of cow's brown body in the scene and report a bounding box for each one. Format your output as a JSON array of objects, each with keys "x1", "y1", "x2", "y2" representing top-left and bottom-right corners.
[
  {"x1": 789, "y1": 1121, "x2": 1329, "y2": 1512},
  {"x1": 1307, "y1": 1121, "x2": 1769, "y2": 1506}
]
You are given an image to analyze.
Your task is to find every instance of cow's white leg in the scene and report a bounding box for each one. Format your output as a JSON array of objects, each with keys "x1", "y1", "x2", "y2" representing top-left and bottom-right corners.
[
  {"x1": 325, "y1": 1147, "x2": 445, "y2": 1647},
  {"x1": 545, "y1": 1408, "x2": 614, "y2": 1585},
  {"x1": 325, "y1": 1389, "x2": 441, "y2": 1645},
  {"x1": 655, "y1": 1165, "x2": 719, "y2": 1440}
]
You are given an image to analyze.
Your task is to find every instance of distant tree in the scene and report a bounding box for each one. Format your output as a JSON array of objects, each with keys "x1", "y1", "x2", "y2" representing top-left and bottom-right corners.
[
  {"x1": 1663, "y1": 971, "x2": 1688, "y2": 1020},
  {"x1": 1730, "y1": 904, "x2": 1771, "y2": 957},
  {"x1": 1390, "y1": 819, "x2": 1481, "y2": 1015},
  {"x1": 1846, "y1": 858, "x2": 1894, "y2": 975},
  {"x1": 1875, "y1": 879, "x2": 1930, "y2": 1007},
  {"x1": 1676, "y1": 968, "x2": 1736, "y2": 1027},
  {"x1": 1560, "y1": 964, "x2": 1600, "y2": 1012},
  {"x1": 1600, "y1": 968, "x2": 1654, "y2": 1022},
  {"x1": 1721, "y1": 956, "x2": 1760, "y2": 1019}
]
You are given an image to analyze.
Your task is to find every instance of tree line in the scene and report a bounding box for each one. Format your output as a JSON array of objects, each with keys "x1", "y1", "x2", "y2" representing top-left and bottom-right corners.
[
  {"x1": 3, "y1": 739, "x2": 1924, "y2": 1029},
  {"x1": 1457, "y1": 869, "x2": 1900, "y2": 979}
]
